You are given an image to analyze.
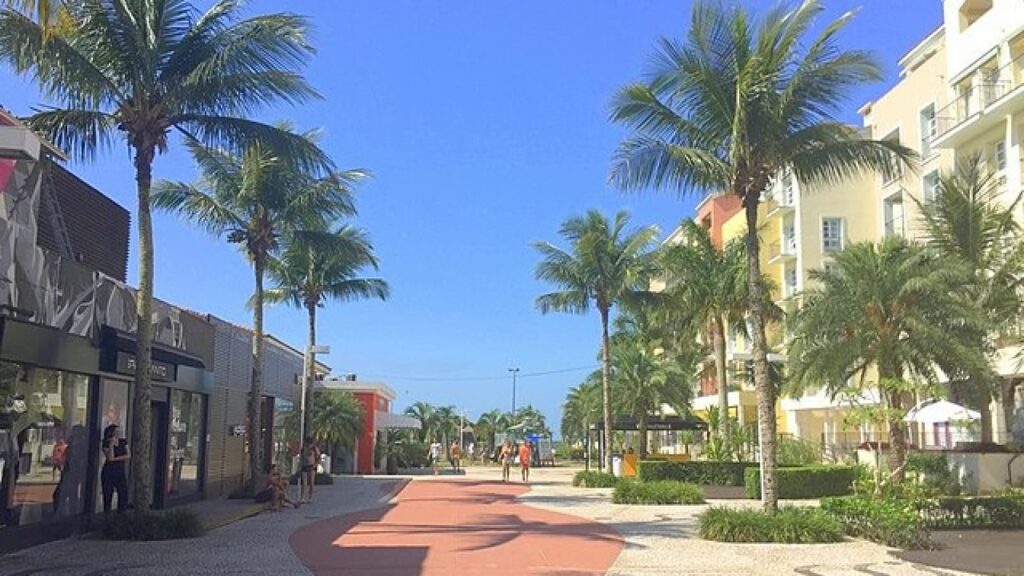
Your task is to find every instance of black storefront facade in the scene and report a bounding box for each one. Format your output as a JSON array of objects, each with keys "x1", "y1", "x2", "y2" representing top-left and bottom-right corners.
[{"x1": 0, "y1": 117, "x2": 216, "y2": 550}]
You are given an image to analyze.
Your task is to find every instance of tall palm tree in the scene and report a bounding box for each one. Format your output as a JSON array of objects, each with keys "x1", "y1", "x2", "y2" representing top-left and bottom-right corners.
[
  {"x1": 660, "y1": 220, "x2": 747, "y2": 440},
  {"x1": 266, "y1": 224, "x2": 389, "y2": 441},
  {"x1": 0, "y1": 0, "x2": 328, "y2": 509},
  {"x1": 154, "y1": 136, "x2": 358, "y2": 487},
  {"x1": 562, "y1": 374, "x2": 602, "y2": 448},
  {"x1": 2, "y1": 0, "x2": 60, "y2": 27},
  {"x1": 788, "y1": 238, "x2": 992, "y2": 481},
  {"x1": 534, "y1": 210, "x2": 658, "y2": 471},
  {"x1": 475, "y1": 409, "x2": 506, "y2": 455},
  {"x1": 310, "y1": 390, "x2": 363, "y2": 470},
  {"x1": 916, "y1": 155, "x2": 1024, "y2": 442},
  {"x1": 610, "y1": 324, "x2": 691, "y2": 457},
  {"x1": 608, "y1": 0, "x2": 913, "y2": 510}
]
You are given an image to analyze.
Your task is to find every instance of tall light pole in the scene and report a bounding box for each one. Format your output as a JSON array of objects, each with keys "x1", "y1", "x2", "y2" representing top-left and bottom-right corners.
[{"x1": 508, "y1": 367, "x2": 520, "y2": 416}]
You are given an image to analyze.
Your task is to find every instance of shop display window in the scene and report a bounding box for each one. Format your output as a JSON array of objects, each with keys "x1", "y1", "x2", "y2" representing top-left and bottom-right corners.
[{"x1": 167, "y1": 390, "x2": 204, "y2": 498}]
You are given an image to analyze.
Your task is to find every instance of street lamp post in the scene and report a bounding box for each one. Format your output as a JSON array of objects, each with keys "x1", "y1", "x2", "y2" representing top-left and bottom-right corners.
[{"x1": 508, "y1": 367, "x2": 520, "y2": 415}]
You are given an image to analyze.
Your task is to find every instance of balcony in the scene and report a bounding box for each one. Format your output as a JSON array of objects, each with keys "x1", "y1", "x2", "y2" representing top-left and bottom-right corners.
[
  {"x1": 934, "y1": 54, "x2": 1024, "y2": 149},
  {"x1": 767, "y1": 238, "x2": 797, "y2": 264},
  {"x1": 765, "y1": 197, "x2": 795, "y2": 219}
]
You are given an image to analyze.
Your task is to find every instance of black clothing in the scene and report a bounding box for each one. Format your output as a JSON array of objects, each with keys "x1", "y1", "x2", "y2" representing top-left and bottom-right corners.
[{"x1": 101, "y1": 439, "x2": 128, "y2": 512}]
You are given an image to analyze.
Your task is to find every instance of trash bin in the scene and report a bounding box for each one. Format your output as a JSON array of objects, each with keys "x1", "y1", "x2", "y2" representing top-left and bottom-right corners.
[{"x1": 612, "y1": 456, "x2": 623, "y2": 477}]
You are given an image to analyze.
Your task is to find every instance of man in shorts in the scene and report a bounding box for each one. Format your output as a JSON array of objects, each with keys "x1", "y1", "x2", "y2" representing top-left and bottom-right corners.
[
  {"x1": 300, "y1": 437, "x2": 320, "y2": 503},
  {"x1": 428, "y1": 438, "x2": 443, "y2": 475},
  {"x1": 518, "y1": 441, "x2": 532, "y2": 483}
]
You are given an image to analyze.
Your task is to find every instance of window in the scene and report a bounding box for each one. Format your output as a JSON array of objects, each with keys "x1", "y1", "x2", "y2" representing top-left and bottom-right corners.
[
  {"x1": 884, "y1": 195, "x2": 905, "y2": 238},
  {"x1": 883, "y1": 130, "x2": 902, "y2": 183},
  {"x1": 992, "y1": 140, "x2": 1007, "y2": 172},
  {"x1": 167, "y1": 390, "x2": 205, "y2": 498},
  {"x1": 923, "y1": 171, "x2": 940, "y2": 204},
  {"x1": 920, "y1": 105, "x2": 936, "y2": 157},
  {"x1": 784, "y1": 265, "x2": 798, "y2": 297},
  {"x1": 94, "y1": 379, "x2": 130, "y2": 513},
  {"x1": 822, "y1": 217, "x2": 843, "y2": 252},
  {"x1": 781, "y1": 171, "x2": 795, "y2": 206},
  {"x1": 959, "y1": 0, "x2": 992, "y2": 31},
  {"x1": 783, "y1": 223, "x2": 796, "y2": 254},
  {"x1": 0, "y1": 363, "x2": 92, "y2": 529},
  {"x1": 273, "y1": 399, "x2": 295, "y2": 474}
]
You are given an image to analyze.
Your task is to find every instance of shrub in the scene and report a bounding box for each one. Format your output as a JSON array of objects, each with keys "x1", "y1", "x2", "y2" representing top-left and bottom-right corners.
[
  {"x1": 101, "y1": 508, "x2": 205, "y2": 541},
  {"x1": 636, "y1": 460, "x2": 754, "y2": 486},
  {"x1": 777, "y1": 434, "x2": 822, "y2": 466},
  {"x1": 698, "y1": 506, "x2": 844, "y2": 544},
  {"x1": 905, "y1": 453, "x2": 961, "y2": 496},
  {"x1": 289, "y1": 472, "x2": 334, "y2": 485},
  {"x1": 916, "y1": 495, "x2": 1024, "y2": 529},
  {"x1": 745, "y1": 466, "x2": 858, "y2": 499},
  {"x1": 555, "y1": 445, "x2": 585, "y2": 461},
  {"x1": 613, "y1": 480, "x2": 705, "y2": 505},
  {"x1": 820, "y1": 496, "x2": 931, "y2": 550},
  {"x1": 572, "y1": 471, "x2": 618, "y2": 488}
]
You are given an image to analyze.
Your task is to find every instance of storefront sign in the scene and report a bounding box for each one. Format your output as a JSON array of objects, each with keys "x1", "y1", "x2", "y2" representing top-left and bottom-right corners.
[{"x1": 115, "y1": 351, "x2": 175, "y2": 382}]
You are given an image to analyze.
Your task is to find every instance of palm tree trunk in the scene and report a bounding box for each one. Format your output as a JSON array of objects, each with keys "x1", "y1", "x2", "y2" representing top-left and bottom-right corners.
[
  {"x1": 638, "y1": 411, "x2": 649, "y2": 458},
  {"x1": 601, "y1": 307, "x2": 614, "y2": 472},
  {"x1": 712, "y1": 315, "x2": 730, "y2": 440},
  {"x1": 247, "y1": 258, "x2": 266, "y2": 488},
  {"x1": 743, "y1": 198, "x2": 778, "y2": 513},
  {"x1": 880, "y1": 367, "x2": 908, "y2": 483},
  {"x1": 130, "y1": 145, "x2": 155, "y2": 512},
  {"x1": 304, "y1": 301, "x2": 317, "y2": 442}
]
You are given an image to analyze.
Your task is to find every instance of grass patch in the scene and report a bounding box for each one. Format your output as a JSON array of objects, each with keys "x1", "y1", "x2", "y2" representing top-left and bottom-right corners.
[
  {"x1": 820, "y1": 496, "x2": 932, "y2": 550},
  {"x1": 612, "y1": 480, "x2": 705, "y2": 505},
  {"x1": 572, "y1": 470, "x2": 619, "y2": 488},
  {"x1": 100, "y1": 508, "x2": 205, "y2": 541},
  {"x1": 698, "y1": 506, "x2": 844, "y2": 544}
]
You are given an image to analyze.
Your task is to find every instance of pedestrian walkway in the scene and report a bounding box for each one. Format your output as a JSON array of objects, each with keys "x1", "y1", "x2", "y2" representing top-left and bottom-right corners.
[{"x1": 290, "y1": 478, "x2": 624, "y2": 576}]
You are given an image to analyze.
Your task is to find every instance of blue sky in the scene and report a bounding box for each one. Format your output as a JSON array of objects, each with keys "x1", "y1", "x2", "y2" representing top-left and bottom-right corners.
[{"x1": 0, "y1": 1, "x2": 943, "y2": 435}]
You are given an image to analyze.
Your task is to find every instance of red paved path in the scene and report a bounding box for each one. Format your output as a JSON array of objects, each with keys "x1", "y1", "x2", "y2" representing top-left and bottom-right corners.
[{"x1": 290, "y1": 479, "x2": 623, "y2": 576}]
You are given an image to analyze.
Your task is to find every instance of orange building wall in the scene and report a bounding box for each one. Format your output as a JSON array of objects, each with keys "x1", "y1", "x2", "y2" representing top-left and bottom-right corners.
[
  {"x1": 353, "y1": 392, "x2": 378, "y2": 474},
  {"x1": 695, "y1": 195, "x2": 742, "y2": 248}
]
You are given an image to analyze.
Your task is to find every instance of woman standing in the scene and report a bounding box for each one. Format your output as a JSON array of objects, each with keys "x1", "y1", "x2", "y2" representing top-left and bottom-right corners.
[
  {"x1": 101, "y1": 424, "x2": 130, "y2": 513},
  {"x1": 499, "y1": 440, "x2": 513, "y2": 482}
]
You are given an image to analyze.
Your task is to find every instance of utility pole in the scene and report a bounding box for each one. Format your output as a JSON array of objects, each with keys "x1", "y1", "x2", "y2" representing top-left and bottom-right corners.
[{"x1": 508, "y1": 367, "x2": 520, "y2": 416}]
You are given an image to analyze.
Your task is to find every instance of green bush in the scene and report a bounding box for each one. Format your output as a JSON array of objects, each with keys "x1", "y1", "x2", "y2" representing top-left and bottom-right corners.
[
  {"x1": 289, "y1": 472, "x2": 334, "y2": 485},
  {"x1": 777, "y1": 434, "x2": 823, "y2": 466},
  {"x1": 572, "y1": 470, "x2": 619, "y2": 488},
  {"x1": 916, "y1": 495, "x2": 1024, "y2": 529},
  {"x1": 698, "y1": 506, "x2": 844, "y2": 543},
  {"x1": 905, "y1": 453, "x2": 961, "y2": 496},
  {"x1": 100, "y1": 509, "x2": 205, "y2": 541},
  {"x1": 636, "y1": 460, "x2": 754, "y2": 486},
  {"x1": 745, "y1": 466, "x2": 858, "y2": 499},
  {"x1": 613, "y1": 480, "x2": 705, "y2": 505},
  {"x1": 820, "y1": 496, "x2": 931, "y2": 550}
]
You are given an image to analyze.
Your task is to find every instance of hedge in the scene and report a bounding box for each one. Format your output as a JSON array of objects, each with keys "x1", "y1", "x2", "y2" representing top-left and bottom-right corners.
[
  {"x1": 101, "y1": 508, "x2": 205, "y2": 541},
  {"x1": 744, "y1": 466, "x2": 858, "y2": 499},
  {"x1": 820, "y1": 496, "x2": 932, "y2": 550},
  {"x1": 916, "y1": 495, "x2": 1024, "y2": 530},
  {"x1": 698, "y1": 506, "x2": 844, "y2": 544},
  {"x1": 636, "y1": 460, "x2": 755, "y2": 486},
  {"x1": 572, "y1": 471, "x2": 619, "y2": 488},
  {"x1": 613, "y1": 480, "x2": 705, "y2": 505}
]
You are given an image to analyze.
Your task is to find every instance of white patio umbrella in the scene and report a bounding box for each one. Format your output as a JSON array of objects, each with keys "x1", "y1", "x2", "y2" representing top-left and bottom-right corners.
[{"x1": 904, "y1": 399, "x2": 980, "y2": 424}]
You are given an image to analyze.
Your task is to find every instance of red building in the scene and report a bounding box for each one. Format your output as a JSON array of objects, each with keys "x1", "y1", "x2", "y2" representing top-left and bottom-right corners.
[{"x1": 319, "y1": 377, "x2": 420, "y2": 474}]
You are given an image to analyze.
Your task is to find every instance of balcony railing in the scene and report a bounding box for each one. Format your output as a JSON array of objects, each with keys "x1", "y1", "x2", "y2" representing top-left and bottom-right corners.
[
  {"x1": 767, "y1": 238, "x2": 797, "y2": 260},
  {"x1": 935, "y1": 54, "x2": 1024, "y2": 141}
]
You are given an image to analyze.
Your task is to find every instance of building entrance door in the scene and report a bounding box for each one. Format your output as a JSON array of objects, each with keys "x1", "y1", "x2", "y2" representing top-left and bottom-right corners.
[{"x1": 149, "y1": 400, "x2": 169, "y2": 509}]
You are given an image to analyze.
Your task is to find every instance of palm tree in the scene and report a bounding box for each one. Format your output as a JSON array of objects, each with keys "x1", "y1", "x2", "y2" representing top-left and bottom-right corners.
[
  {"x1": 610, "y1": 324, "x2": 691, "y2": 457},
  {"x1": 562, "y1": 374, "x2": 602, "y2": 448},
  {"x1": 0, "y1": 0, "x2": 328, "y2": 509},
  {"x1": 266, "y1": 224, "x2": 389, "y2": 441},
  {"x1": 310, "y1": 390, "x2": 363, "y2": 472},
  {"x1": 916, "y1": 155, "x2": 1024, "y2": 442},
  {"x1": 608, "y1": 0, "x2": 913, "y2": 510},
  {"x1": 788, "y1": 238, "x2": 992, "y2": 481},
  {"x1": 534, "y1": 210, "x2": 658, "y2": 471},
  {"x1": 154, "y1": 136, "x2": 359, "y2": 487},
  {"x1": 660, "y1": 220, "x2": 746, "y2": 440},
  {"x1": 511, "y1": 405, "x2": 550, "y2": 437},
  {"x1": 475, "y1": 409, "x2": 506, "y2": 456},
  {"x1": 404, "y1": 402, "x2": 436, "y2": 443},
  {"x1": 2, "y1": 0, "x2": 60, "y2": 27}
]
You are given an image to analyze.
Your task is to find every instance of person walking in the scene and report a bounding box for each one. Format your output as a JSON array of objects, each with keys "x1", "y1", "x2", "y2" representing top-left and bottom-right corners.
[
  {"x1": 449, "y1": 441, "x2": 462, "y2": 473},
  {"x1": 299, "y1": 437, "x2": 321, "y2": 504},
  {"x1": 467, "y1": 442, "x2": 475, "y2": 466},
  {"x1": 428, "y1": 438, "x2": 443, "y2": 475},
  {"x1": 499, "y1": 440, "x2": 513, "y2": 482},
  {"x1": 100, "y1": 424, "x2": 130, "y2": 513},
  {"x1": 518, "y1": 441, "x2": 532, "y2": 483}
]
